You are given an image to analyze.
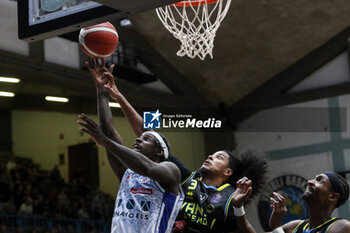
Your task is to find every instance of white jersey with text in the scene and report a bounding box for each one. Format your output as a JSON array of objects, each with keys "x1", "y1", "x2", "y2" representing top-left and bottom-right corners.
[{"x1": 111, "y1": 169, "x2": 184, "y2": 233}]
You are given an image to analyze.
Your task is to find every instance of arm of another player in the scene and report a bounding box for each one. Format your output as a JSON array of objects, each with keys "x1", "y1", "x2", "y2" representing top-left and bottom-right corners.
[
  {"x1": 104, "y1": 74, "x2": 147, "y2": 137},
  {"x1": 269, "y1": 192, "x2": 287, "y2": 229},
  {"x1": 77, "y1": 114, "x2": 181, "y2": 194},
  {"x1": 228, "y1": 217, "x2": 301, "y2": 233},
  {"x1": 268, "y1": 192, "x2": 301, "y2": 233},
  {"x1": 103, "y1": 73, "x2": 192, "y2": 181},
  {"x1": 228, "y1": 178, "x2": 299, "y2": 233}
]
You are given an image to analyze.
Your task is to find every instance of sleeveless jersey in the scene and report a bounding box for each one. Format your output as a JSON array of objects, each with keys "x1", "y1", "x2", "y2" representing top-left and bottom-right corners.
[
  {"x1": 174, "y1": 172, "x2": 236, "y2": 233},
  {"x1": 292, "y1": 218, "x2": 341, "y2": 233},
  {"x1": 112, "y1": 169, "x2": 184, "y2": 233}
]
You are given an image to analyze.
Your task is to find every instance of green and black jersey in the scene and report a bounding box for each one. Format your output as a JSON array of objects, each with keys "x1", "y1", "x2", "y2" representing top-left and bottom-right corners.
[{"x1": 173, "y1": 171, "x2": 236, "y2": 233}]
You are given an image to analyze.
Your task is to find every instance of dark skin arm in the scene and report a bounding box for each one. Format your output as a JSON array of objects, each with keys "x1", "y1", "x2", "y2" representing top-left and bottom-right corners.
[
  {"x1": 77, "y1": 114, "x2": 181, "y2": 195},
  {"x1": 269, "y1": 192, "x2": 287, "y2": 230},
  {"x1": 274, "y1": 220, "x2": 302, "y2": 233},
  {"x1": 86, "y1": 58, "x2": 126, "y2": 180},
  {"x1": 87, "y1": 60, "x2": 189, "y2": 184},
  {"x1": 228, "y1": 179, "x2": 299, "y2": 233},
  {"x1": 103, "y1": 73, "x2": 147, "y2": 137},
  {"x1": 268, "y1": 192, "x2": 301, "y2": 233},
  {"x1": 230, "y1": 218, "x2": 300, "y2": 233},
  {"x1": 232, "y1": 216, "x2": 254, "y2": 233},
  {"x1": 230, "y1": 177, "x2": 255, "y2": 233},
  {"x1": 101, "y1": 68, "x2": 193, "y2": 180}
]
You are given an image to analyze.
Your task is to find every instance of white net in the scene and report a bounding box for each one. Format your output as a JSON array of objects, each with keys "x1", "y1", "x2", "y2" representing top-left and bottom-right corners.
[{"x1": 156, "y1": 0, "x2": 231, "y2": 60}]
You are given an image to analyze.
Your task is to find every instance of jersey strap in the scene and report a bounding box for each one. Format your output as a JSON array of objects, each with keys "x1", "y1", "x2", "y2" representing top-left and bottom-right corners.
[
  {"x1": 181, "y1": 172, "x2": 196, "y2": 185},
  {"x1": 292, "y1": 218, "x2": 340, "y2": 233}
]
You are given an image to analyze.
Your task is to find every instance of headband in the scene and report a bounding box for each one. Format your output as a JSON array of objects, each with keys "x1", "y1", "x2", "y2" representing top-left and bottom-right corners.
[
  {"x1": 324, "y1": 171, "x2": 347, "y2": 205},
  {"x1": 144, "y1": 131, "x2": 169, "y2": 159}
]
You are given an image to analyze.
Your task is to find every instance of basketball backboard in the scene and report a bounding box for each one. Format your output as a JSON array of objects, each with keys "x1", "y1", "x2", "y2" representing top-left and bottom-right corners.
[
  {"x1": 92, "y1": 0, "x2": 181, "y2": 13},
  {"x1": 18, "y1": 0, "x2": 180, "y2": 42}
]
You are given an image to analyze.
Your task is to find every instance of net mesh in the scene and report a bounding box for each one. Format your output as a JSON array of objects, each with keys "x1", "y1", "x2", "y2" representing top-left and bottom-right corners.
[{"x1": 156, "y1": 0, "x2": 231, "y2": 60}]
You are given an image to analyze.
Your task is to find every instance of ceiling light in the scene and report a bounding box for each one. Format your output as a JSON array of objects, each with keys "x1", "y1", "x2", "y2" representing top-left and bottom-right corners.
[
  {"x1": 109, "y1": 102, "x2": 121, "y2": 108},
  {"x1": 120, "y1": 18, "x2": 133, "y2": 27},
  {"x1": 45, "y1": 96, "x2": 69, "y2": 102},
  {"x1": 0, "y1": 91, "x2": 15, "y2": 97},
  {"x1": 0, "y1": 77, "x2": 20, "y2": 83}
]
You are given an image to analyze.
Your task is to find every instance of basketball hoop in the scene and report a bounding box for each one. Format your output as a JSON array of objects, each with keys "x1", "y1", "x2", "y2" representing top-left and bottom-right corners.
[{"x1": 156, "y1": 0, "x2": 231, "y2": 60}]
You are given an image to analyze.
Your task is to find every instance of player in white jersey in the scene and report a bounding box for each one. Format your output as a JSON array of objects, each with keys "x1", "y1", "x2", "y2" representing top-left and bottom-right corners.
[
  {"x1": 114, "y1": 168, "x2": 183, "y2": 233},
  {"x1": 77, "y1": 58, "x2": 184, "y2": 233}
]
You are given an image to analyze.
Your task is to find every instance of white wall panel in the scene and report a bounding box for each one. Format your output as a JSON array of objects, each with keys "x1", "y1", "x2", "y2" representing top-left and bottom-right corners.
[
  {"x1": 44, "y1": 37, "x2": 80, "y2": 69},
  {"x1": 0, "y1": 0, "x2": 29, "y2": 55}
]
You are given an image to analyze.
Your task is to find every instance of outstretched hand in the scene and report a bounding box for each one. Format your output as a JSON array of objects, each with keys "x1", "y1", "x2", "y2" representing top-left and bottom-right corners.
[
  {"x1": 85, "y1": 58, "x2": 115, "y2": 89},
  {"x1": 269, "y1": 192, "x2": 287, "y2": 230},
  {"x1": 104, "y1": 74, "x2": 122, "y2": 101},
  {"x1": 232, "y1": 177, "x2": 253, "y2": 208},
  {"x1": 77, "y1": 113, "x2": 108, "y2": 146}
]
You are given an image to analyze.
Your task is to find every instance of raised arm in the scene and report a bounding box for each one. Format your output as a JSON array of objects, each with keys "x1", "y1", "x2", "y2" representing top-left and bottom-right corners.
[
  {"x1": 228, "y1": 178, "x2": 299, "y2": 233},
  {"x1": 86, "y1": 59, "x2": 126, "y2": 180},
  {"x1": 77, "y1": 114, "x2": 180, "y2": 195},
  {"x1": 104, "y1": 75, "x2": 145, "y2": 137},
  {"x1": 269, "y1": 192, "x2": 287, "y2": 230},
  {"x1": 268, "y1": 192, "x2": 300, "y2": 233},
  {"x1": 229, "y1": 177, "x2": 256, "y2": 233},
  {"x1": 102, "y1": 70, "x2": 192, "y2": 179}
]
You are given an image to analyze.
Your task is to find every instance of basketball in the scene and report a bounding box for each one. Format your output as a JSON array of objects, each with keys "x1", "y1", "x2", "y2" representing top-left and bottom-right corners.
[{"x1": 79, "y1": 22, "x2": 119, "y2": 58}]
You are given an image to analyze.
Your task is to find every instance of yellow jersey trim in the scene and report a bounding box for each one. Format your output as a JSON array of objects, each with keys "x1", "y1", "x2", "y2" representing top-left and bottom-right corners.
[{"x1": 181, "y1": 172, "x2": 195, "y2": 185}]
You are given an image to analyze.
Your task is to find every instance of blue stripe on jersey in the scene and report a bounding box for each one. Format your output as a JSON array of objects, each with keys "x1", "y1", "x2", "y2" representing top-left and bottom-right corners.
[
  {"x1": 224, "y1": 192, "x2": 235, "y2": 221},
  {"x1": 158, "y1": 191, "x2": 177, "y2": 233},
  {"x1": 202, "y1": 183, "x2": 217, "y2": 190},
  {"x1": 153, "y1": 180, "x2": 164, "y2": 193},
  {"x1": 181, "y1": 172, "x2": 195, "y2": 185}
]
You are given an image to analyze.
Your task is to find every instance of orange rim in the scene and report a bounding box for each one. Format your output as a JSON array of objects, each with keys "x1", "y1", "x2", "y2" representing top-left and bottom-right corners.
[{"x1": 172, "y1": 0, "x2": 219, "y2": 7}]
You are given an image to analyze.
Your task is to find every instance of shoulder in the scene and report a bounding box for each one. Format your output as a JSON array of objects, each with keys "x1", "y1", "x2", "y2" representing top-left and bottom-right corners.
[
  {"x1": 327, "y1": 219, "x2": 350, "y2": 233},
  {"x1": 161, "y1": 161, "x2": 180, "y2": 171},
  {"x1": 160, "y1": 161, "x2": 181, "y2": 181},
  {"x1": 225, "y1": 184, "x2": 236, "y2": 193},
  {"x1": 180, "y1": 171, "x2": 197, "y2": 186},
  {"x1": 281, "y1": 219, "x2": 304, "y2": 233}
]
